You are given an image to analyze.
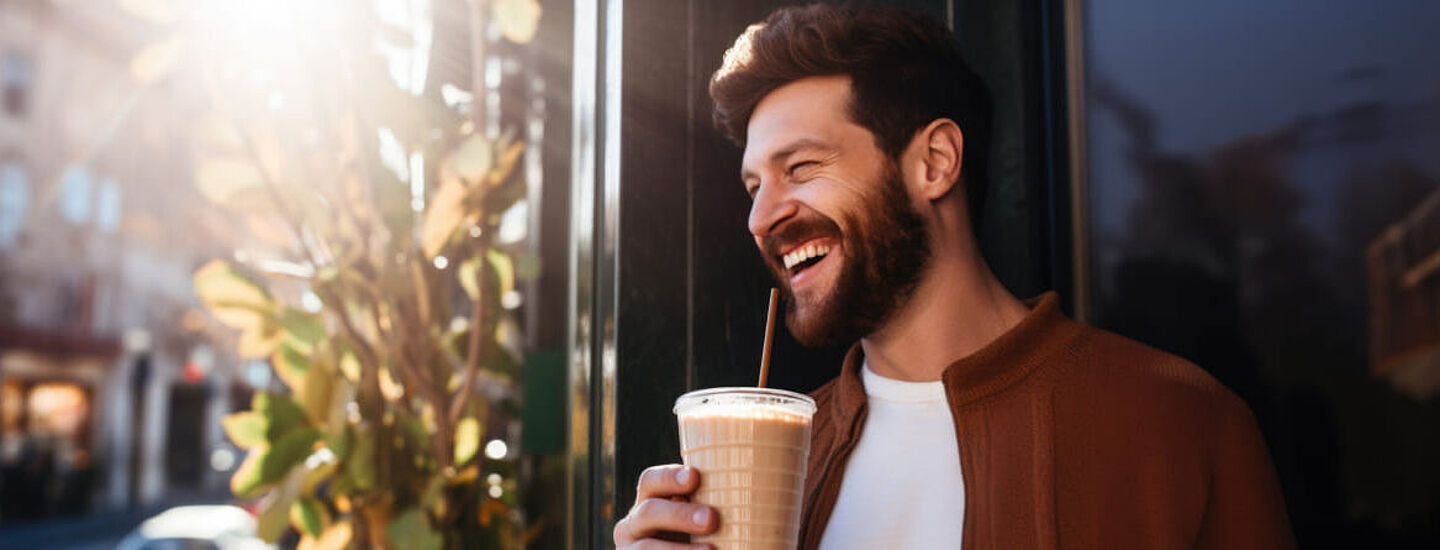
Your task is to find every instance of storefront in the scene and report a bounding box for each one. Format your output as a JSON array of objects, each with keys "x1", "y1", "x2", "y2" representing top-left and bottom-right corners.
[
  {"x1": 0, "y1": 327, "x2": 114, "y2": 520},
  {"x1": 555, "y1": 0, "x2": 1440, "y2": 548}
]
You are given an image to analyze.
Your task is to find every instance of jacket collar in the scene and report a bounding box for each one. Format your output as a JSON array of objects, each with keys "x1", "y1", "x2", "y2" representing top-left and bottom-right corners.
[{"x1": 828, "y1": 292, "x2": 1071, "y2": 426}]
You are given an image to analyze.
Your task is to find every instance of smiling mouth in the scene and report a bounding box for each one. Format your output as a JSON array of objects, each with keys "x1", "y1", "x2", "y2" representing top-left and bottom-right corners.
[{"x1": 781, "y1": 242, "x2": 832, "y2": 277}]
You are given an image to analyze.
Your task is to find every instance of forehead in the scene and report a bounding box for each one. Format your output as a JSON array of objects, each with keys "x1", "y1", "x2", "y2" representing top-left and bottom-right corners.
[{"x1": 741, "y1": 75, "x2": 867, "y2": 172}]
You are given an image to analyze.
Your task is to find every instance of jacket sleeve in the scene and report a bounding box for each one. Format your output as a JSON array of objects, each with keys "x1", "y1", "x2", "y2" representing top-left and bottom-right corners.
[{"x1": 1195, "y1": 391, "x2": 1296, "y2": 550}]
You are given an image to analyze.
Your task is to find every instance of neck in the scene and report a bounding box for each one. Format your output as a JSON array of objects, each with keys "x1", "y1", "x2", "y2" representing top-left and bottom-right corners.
[{"x1": 859, "y1": 231, "x2": 1029, "y2": 382}]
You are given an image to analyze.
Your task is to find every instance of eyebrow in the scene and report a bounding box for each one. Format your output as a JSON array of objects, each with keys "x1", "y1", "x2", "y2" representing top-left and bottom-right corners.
[{"x1": 740, "y1": 138, "x2": 835, "y2": 182}]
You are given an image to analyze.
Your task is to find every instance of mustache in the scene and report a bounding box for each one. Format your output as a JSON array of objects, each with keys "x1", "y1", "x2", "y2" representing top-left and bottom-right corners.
[{"x1": 761, "y1": 214, "x2": 843, "y2": 260}]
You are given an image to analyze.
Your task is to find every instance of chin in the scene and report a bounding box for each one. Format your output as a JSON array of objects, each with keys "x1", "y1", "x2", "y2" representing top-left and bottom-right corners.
[{"x1": 786, "y1": 306, "x2": 854, "y2": 348}]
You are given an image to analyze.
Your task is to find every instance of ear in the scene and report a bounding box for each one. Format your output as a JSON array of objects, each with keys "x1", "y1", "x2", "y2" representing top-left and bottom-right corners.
[{"x1": 912, "y1": 119, "x2": 964, "y2": 201}]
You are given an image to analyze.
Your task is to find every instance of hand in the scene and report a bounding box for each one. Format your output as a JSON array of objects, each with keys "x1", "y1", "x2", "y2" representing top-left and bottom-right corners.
[{"x1": 614, "y1": 464, "x2": 717, "y2": 549}]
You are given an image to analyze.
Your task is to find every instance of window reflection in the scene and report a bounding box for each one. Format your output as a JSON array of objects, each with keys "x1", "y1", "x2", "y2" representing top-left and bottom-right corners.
[{"x1": 1085, "y1": 2, "x2": 1440, "y2": 546}]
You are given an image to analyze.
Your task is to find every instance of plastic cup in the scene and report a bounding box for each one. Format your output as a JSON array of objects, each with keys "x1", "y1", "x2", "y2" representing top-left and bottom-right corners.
[{"x1": 674, "y1": 387, "x2": 817, "y2": 550}]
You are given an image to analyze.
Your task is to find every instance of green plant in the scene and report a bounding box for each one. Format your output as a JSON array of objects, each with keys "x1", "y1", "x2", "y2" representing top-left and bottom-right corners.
[{"x1": 178, "y1": 0, "x2": 545, "y2": 547}]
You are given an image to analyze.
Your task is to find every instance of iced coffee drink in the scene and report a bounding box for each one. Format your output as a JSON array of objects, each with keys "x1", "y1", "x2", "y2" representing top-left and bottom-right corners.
[{"x1": 674, "y1": 388, "x2": 816, "y2": 550}]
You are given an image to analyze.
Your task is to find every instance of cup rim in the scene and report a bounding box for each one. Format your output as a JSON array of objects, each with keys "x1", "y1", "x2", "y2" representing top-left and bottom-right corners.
[{"x1": 672, "y1": 386, "x2": 817, "y2": 417}]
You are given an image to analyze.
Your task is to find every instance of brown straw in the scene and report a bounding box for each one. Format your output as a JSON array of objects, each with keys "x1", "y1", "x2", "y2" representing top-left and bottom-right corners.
[{"x1": 758, "y1": 288, "x2": 779, "y2": 388}]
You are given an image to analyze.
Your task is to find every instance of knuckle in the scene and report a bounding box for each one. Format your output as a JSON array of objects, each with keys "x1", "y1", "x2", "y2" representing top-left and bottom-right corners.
[
  {"x1": 612, "y1": 517, "x2": 631, "y2": 544},
  {"x1": 633, "y1": 497, "x2": 660, "y2": 519},
  {"x1": 639, "y1": 464, "x2": 675, "y2": 489}
]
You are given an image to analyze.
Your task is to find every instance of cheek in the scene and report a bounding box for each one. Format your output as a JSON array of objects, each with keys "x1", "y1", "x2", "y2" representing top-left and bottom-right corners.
[{"x1": 794, "y1": 179, "x2": 872, "y2": 225}]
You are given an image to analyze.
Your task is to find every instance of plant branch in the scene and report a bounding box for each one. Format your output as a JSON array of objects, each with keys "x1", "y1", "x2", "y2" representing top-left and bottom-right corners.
[
  {"x1": 312, "y1": 282, "x2": 391, "y2": 495},
  {"x1": 230, "y1": 117, "x2": 331, "y2": 269},
  {"x1": 449, "y1": 241, "x2": 488, "y2": 425}
]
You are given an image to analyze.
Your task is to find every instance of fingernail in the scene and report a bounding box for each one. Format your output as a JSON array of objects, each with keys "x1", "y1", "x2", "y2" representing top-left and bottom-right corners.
[
  {"x1": 692, "y1": 507, "x2": 711, "y2": 526},
  {"x1": 675, "y1": 467, "x2": 693, "y2": 485}
]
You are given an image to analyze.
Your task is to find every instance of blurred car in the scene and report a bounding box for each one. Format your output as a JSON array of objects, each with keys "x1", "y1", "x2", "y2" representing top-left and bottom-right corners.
[{"x1": 115, "y1": 505, "x2": 273, "y2": 550}]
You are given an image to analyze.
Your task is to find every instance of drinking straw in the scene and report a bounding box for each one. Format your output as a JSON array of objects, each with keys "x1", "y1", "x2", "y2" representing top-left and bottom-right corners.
[{"x1": 758, "y1": 288, "x2": 779, "y2": 388}]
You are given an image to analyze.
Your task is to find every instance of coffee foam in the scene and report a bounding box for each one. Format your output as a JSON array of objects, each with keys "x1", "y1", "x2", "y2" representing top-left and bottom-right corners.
[{"x1": 678, "y1": 404, "x2": 812, "y2": 424}]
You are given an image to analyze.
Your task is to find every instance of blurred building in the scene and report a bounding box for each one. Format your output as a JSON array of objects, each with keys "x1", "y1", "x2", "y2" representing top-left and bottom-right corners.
[
  {"x1": 1368, "y1": 189, "x2": 1440, "y2": 400},
  {"x1": 0, "y1": 0, "x2": 246, "y2": 521}
]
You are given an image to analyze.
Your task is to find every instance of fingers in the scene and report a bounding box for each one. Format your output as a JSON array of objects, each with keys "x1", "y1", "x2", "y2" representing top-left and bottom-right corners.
[
  {"x1": 614, "y1": 465, "x2": 716, "y2": 547},
  {"x1": 617, "y1": 541, "x2": 711, "y2": 550},
  {"x1": 614, "y1": 498, "x2": 717, "y2": 546},
  {"x1": 635, "y1": 464, "x2": 700, "y2": 501}
]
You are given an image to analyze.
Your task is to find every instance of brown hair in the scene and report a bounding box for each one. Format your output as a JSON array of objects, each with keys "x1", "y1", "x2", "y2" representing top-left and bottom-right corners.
[{"x1": 710, "y1": 4, "x2": 992, "y2": 222}]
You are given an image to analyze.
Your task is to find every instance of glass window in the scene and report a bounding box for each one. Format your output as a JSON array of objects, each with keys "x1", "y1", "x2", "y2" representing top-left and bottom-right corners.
[
  {"x1": 0, "y1": 163, "x2": 28, "y2": 247},
  {"x1": 95, "y1": 177, "x2": 121, "y2": 233},
  {"x1": 1083, "y1": 3, "x2": 1440, "y2": 546},
  {"x1": 58, "y1": 165, "x2": 91, "y2": 224},
  {"x1": 2, "y1": 50, "x2": 32, "y2": 117}
]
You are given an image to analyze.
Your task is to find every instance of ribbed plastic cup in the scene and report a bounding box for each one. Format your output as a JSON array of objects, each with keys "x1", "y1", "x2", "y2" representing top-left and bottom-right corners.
[{"x1": 674, "y1": 388, "x2": 817, "y2": 550}]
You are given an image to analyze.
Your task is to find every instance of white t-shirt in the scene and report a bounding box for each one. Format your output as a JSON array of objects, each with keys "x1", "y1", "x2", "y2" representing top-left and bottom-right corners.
[{"x1": 816, "y1": 363, "x2": 966, "y2": 549}]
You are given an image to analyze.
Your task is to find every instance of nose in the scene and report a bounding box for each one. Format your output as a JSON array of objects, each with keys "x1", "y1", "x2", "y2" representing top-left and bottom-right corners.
[{"x1": 747, "y1": 181, "x2": 798, "y2": 237}]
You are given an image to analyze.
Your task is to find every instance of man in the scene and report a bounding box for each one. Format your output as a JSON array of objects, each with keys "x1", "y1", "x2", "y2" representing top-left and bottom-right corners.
[{"x1": 614, "y1": 5, "x2": 1294, "y2": 549}]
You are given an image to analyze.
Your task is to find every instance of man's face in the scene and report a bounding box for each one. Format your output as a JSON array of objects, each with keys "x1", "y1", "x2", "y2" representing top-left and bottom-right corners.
[{"x1": 741, "y1": 76, "x2": 930, "y2": 347}]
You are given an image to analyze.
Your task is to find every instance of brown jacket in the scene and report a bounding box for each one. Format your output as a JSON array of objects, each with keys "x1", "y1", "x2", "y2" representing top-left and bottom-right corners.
[{"x1": 799, "y1": 293, "x2": 1295, "y2": 549}]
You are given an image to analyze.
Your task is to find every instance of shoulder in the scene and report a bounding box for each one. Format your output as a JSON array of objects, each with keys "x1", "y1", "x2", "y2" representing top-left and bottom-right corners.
[
  {"x1": 1052, "y1": 321, "x2": 1254, "y2": 432},
  {"x1": 1066, "y1": 322, "x2": 1232, "y2": 399}
]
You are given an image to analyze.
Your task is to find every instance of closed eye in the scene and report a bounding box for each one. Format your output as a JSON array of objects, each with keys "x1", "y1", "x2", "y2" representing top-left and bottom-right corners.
[{"x1": 788, "y1": 161, "x2": 818, "y2": 179}]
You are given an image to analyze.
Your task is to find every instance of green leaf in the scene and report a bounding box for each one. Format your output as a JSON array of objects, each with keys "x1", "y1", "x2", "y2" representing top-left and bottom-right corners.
[
  {"x1": 256, "y1": 470, "x2": 303, "y2": 543},
  {"x1": 488, "y1": 184, "x2": 526, "y2": 222},
  {"x1": 302, "y1": 462, "x2": 339, "y2": 497},
  {"x1": 193, "y1": 260, "x2": 275, "y2": 331},
  {"x1": 297, "y1": 350, "x2": 337, "y2": 426},
  {"x1": 237, "y1": 321, "x2": 285, "y2": 359},
  {"x1": 344, "y1": 426, "x2": 377, "y2": 491},
  {"x1": 256, "y1": 491, "x2": 293, "y2": 543},
  {"x1": 458, "y1": 256, "x2": 482, "y2": 300},
  {"x1": 221, "y1": 412, "x2": 267, "y2": 450},
  {"x1": 388, "y1": 508, "x2": 443, "y2": 550},
  {"x1": 453, "y1": 417, "x2": 481, "y2": 466},
  {"x1": 372, "y1": 165, "x2": 416, "y2": 241},
  {"x1": 230, "y1": 428, "x2": 320, "y2": 498},
  {"x1": 483, "y1": 334, "x2": 519, "y2": 378},
  {"x1": 290, "y1": 496, "x2": 329, "y2": 538},
  {"x1": 298, "y1": 522, "x2": 352, "y2": 550},
  {"x1": 486, "y1": 249, "x2": 515, "y2": 300},
  {"x1": 338, "y1": 351, "x2": 361, "y2": 383},
  {"x1": 397, "y1": 413, "x2": 429, "y2": 450},
  {"x1": 253, "y1": 392, "x2": 310, "y2": 439},
  {"x1": 492, "y1": 0, "x2": 542, "y2": 45},
  {"x1": 229, "y1": 449, "x2": 266, "y2": 497},
  {"x1": 420, "y1": 474, "x2": 447, "y2": 510},
  {"x1": 278, "y1": 308, "x2": 325, "y2": 353},
  {"x1": 271, "y1": 342, "x2": 311, "y2": 393},
  {"x1": 326, "y1": 426, "x2": 353, "y2": 461},
  {"x1": 486, "y1": 140, "x2": 526, "y2": 187},
  {"x1": 421, "y1": 168, "x2": 471, "y2": 259}
]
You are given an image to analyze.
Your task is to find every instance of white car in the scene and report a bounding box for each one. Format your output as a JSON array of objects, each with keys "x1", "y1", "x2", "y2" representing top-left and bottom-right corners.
[{"x1": 115, "y1": 505, "x2": 273, "y2": 550}]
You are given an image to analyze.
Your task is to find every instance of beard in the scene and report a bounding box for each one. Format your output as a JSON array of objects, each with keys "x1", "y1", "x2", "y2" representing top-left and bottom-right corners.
[{"x1": 761, "y1": 162, "x2": 931, "y2": 347}]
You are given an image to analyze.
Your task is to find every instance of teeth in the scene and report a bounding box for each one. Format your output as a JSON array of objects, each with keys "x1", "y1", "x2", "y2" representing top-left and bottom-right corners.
[{"x1": 782, "y1": 244, "x2": 831, "y2": 271}]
